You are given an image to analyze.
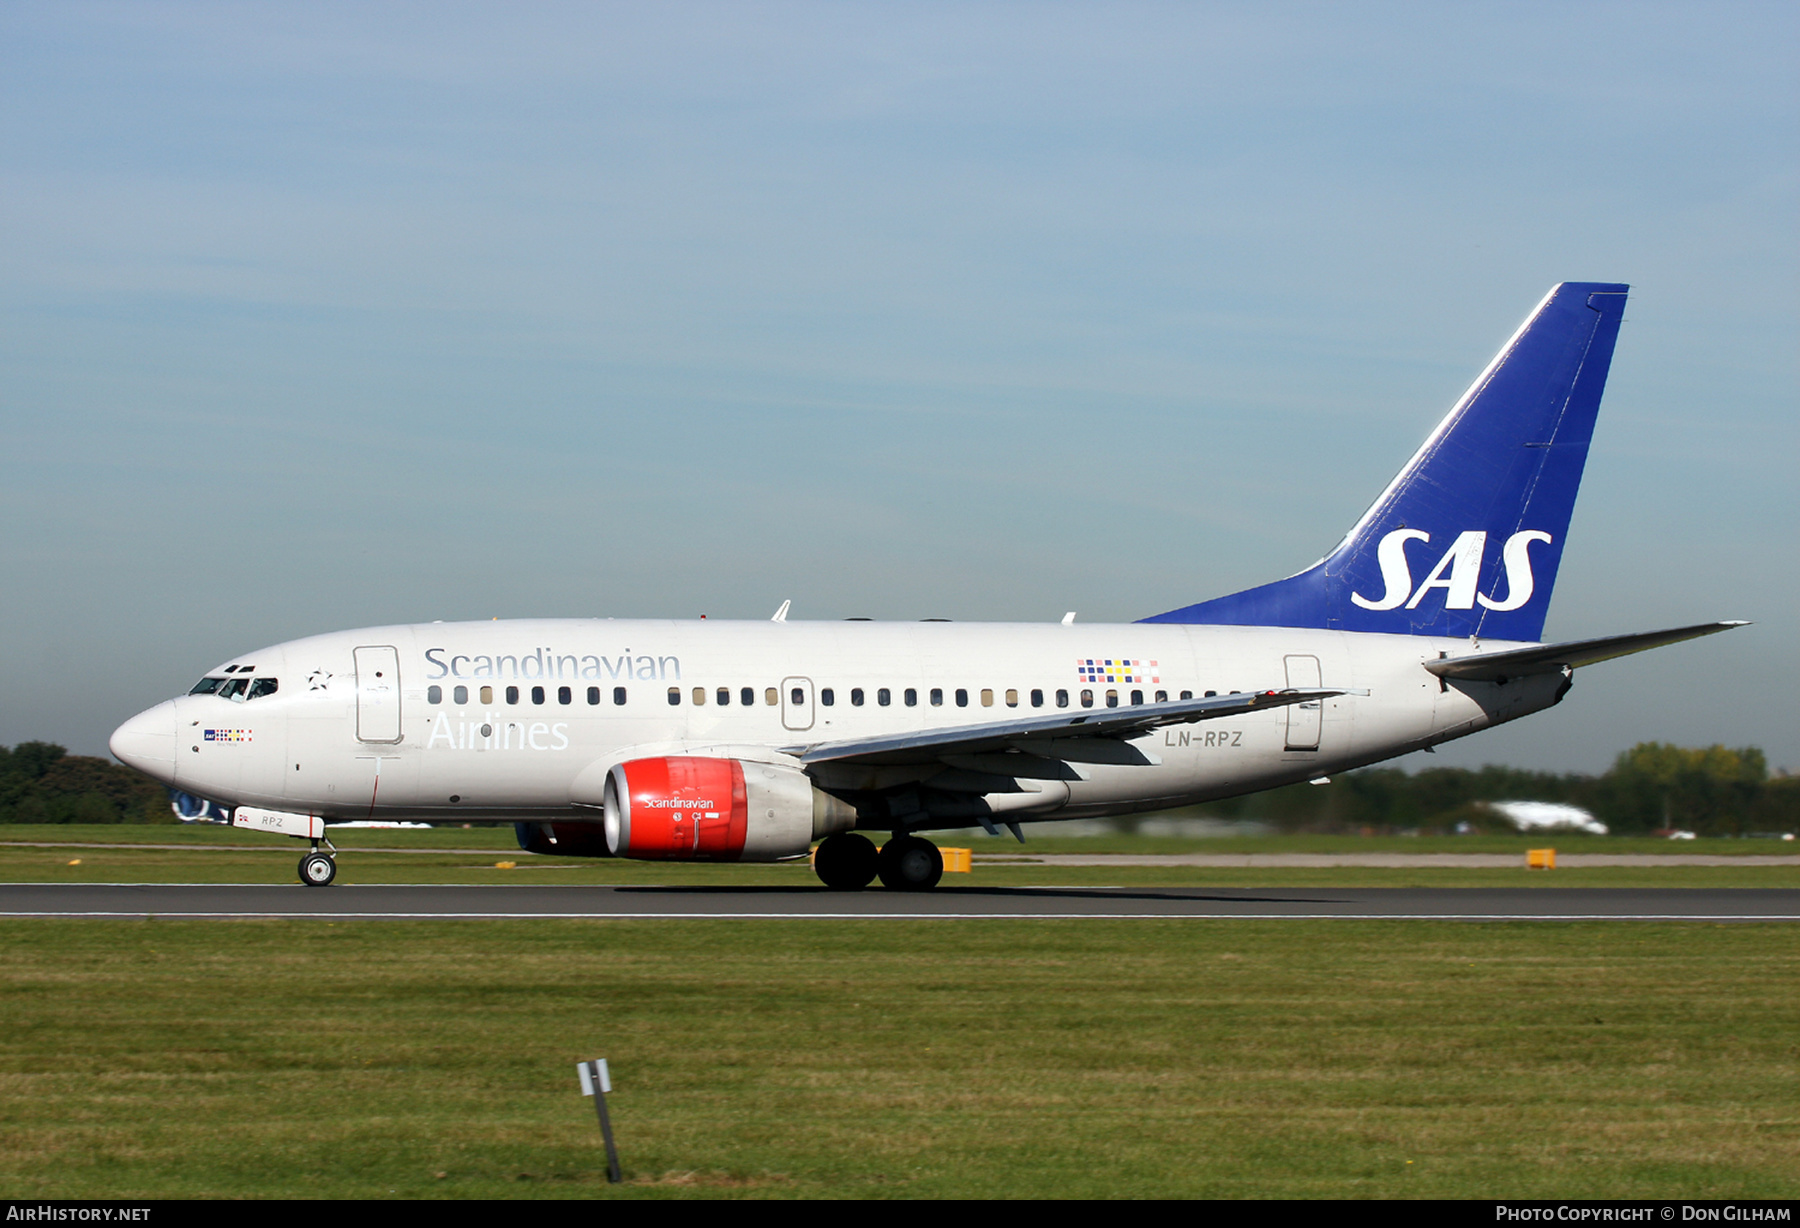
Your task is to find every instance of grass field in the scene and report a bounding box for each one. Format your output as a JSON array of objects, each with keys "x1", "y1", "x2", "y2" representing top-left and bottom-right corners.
[
  {"x1": 3, "y1": 827, "x2": 1797, "y2": 1199},
  {"x1": 2, "y1": 917, "x2": 1797, "y2": 1199}
]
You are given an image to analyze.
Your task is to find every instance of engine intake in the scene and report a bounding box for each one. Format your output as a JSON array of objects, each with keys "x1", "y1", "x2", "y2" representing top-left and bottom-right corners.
[{"x1": 603, "y1": 757, "x2": 855, "y2": 861}]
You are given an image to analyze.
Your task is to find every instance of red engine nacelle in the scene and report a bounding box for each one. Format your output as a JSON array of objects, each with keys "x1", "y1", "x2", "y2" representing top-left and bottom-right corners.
[{"x1": 603, "y1": 756, "x2": 855, "y2": 861}]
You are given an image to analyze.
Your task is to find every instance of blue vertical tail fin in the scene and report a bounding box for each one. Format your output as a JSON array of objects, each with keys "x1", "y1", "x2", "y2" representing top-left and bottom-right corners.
[{"x1": 1141, "y1": 282, "x2": 1629, "y2": 642}]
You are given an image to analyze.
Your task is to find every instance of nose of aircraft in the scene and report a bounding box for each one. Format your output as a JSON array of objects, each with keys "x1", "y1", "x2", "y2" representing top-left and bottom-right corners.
[{"x1": 110, "y1": 701, "x2": 178, "y2": 783}]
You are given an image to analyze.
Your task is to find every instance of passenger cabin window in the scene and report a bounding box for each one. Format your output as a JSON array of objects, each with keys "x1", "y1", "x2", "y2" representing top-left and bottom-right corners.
[
  {"x1": 980, "y1": 689, "x2": 994, "y2": 707},
  {"x1": 613, "y1": 687, "x2": 627, "y2": 705},
  {"x1": 718, "y1": 687, "x2": 730, "y2": 706},
  {"x1": 740, "y1": 687, "x2": 754, "y2": 706},
  {"x1": 954, "y1": 689, "x2": 968, "y2": 707},
  {"x1": 1179, "y1": 691, "x2": 1192, "y2": 700},
  {"x1": 455, "y1": 685, "x2": 469, "y2": 704},
  {"x1": 506, "y1": 686, "x2": 520, "y2": 705},
  {"x1": 1155, "y1": 690, "x2": 1167, "y2": 703},
  {"x1": 1080, "y1": 689, "x2": 1094, "y2": 708},
  {"x1": 1056, "y1": 689, "x2": 1069, "y2": 708},
  {"x1": 248, "y1": 678, "x2": 279, "y2": 700},
  {"x1": 904, "y1": 688, "x2": 918, "y2": 707},
  {"x1": 1130, "y1": 690, "x2": 1143, "y2": 706},
  {"x1": 791, "y1": 687, "x2": 806, "y2": 706},
  {"x1": 189, "y1": 677, "x2": 226, "y2": 695},
  {"x1": 1106, "y1": 690, "x2": 1119, "y2": 708},
  {"x1": 587, "y1": 686, "x2": 601, "y2": 705},
  {"x1": 930, "y1": 688, "x2": 943, "y2": 707},
  {"x1": 1004, "y1": 689, "x2": 1017, "y2": 708},
  {"x1": 765, "y1": 688, "x2": 778, "y2": 706},
  {"x1": 558, "y1": 686, "x2": 572, "y2": 705},
  {"x1": 820, "y1": 688, "x2": 834, "y2": 706},
  {"x1": 850, "y1": 688, "x2": 864, "y2": 706},
  {"x1": 532, "y1": 686, "x2": 546, "y2": 705},
  {"x1": 1030, "y1": 689, "x2": 1044, "y2": 708},
  {"x1": 427, "y1": 685, "x2": 442, "y2": 704},
  {"x1": 668, "y1": 687, "x2": 681, "y2": 706},
  {"x1": 693, "y1": 687, "x2": 706, "y2": 705},
  {"x1": 480, "y1": 686, "x2": 494, "y2": 704},
  {"x1": 877, "y1": 688, "x2": 891, "y2": 706}
]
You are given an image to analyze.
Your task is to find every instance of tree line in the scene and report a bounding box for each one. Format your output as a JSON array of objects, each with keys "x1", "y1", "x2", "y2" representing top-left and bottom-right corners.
[
  {"x1": 0, "y1": 742, "x2": 175, "y2": 824},
  {"x1": 0, "y1": 739, "x2": 1793, "y2": 835},
  {"x1": 1169, "y1": 743, "x2": 1798, "y2": 836}
]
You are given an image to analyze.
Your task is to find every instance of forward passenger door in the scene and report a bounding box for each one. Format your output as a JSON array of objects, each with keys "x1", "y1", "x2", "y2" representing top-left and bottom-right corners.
[{"x1": 354, "y1": 646, "x2": 403, "y2": 743}]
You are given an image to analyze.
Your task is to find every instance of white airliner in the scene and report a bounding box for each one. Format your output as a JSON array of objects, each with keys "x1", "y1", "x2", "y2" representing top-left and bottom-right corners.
[{"x1": 110, "y1": 283, "x2": 1742, "y2": 889}]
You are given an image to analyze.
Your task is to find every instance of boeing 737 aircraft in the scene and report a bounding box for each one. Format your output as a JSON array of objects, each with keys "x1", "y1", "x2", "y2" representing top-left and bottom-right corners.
[{"x1": 110, "y1": 283, "x2": 1743, "y2": 890}]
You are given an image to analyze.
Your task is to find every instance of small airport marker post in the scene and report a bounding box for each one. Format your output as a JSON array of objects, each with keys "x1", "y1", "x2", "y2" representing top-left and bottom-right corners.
[{"x1": 578, "y1": 1059, "x2": 623, "y2": 1183}]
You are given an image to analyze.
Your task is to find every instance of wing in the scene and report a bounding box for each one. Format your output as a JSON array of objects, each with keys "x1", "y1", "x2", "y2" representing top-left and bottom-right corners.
[
  {"x1": 781, "y1": 688, "x2": 1341, "y2": 769},
  {"x1": 1425, "y1": 621, "x2": 1749, "y2": 682}
]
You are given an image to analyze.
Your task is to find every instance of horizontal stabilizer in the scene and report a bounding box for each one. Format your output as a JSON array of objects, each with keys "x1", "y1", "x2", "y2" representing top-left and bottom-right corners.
[
  {"x1": 785, "y1": 687, "x2": 1340, "y2": 767},
  {"x1": 1425, "y1": 621, "x2": 1749, "y2": 682}
]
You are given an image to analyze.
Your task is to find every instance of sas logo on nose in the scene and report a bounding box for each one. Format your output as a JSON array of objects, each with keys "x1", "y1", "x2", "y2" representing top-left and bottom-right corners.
[
  {"x1": 203, "y1": 729, "x2": 253, "y2": 743},
  {"x1": 1351, "y1": 529, "x2": 1551, "y2": 612}
]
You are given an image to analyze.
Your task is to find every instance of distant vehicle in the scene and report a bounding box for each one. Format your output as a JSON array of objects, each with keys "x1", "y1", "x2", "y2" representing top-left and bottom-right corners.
[{"x1": 110, "y1": 284, "x2": 1744, "y2": 889}]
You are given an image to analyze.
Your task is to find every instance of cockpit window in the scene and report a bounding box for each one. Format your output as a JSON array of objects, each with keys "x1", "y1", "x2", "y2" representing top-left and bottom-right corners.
[
  {"x1": 247, "y1": 678, "x2": 279, "y2": 700},
  {"x1": 219, "y1": 677, "x2": 249, "y2": 701},
  {"x1": 189, "y1": 677, "x2": 227, "y2": 695}
]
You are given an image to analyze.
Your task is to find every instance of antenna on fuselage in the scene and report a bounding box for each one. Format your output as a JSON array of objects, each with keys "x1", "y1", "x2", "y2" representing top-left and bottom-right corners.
[{"x1": 771, "y1": 599, "x2": 791, "y2": 623}]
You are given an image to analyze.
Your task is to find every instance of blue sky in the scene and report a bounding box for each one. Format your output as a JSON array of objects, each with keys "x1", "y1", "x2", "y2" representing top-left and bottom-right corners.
[{"x1": 3, "y1": 2, "x2": 1794, "y2": 772}]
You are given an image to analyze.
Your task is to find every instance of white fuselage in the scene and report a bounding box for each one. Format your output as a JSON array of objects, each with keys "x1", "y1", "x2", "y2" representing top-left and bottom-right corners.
[{"x1": 111, "y1": 617, "x2": 1566, "y2": 830}]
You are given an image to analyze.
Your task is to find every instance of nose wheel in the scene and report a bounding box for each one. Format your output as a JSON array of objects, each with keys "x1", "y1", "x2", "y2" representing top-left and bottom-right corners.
[{"x1": 299, "y1": 849, "x2": 337, "y2": 887}]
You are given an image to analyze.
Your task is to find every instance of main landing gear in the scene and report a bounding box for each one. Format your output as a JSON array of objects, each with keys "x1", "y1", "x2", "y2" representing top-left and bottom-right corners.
[
  {"x1": 298, "y1": 841, "x2": 337, "y2": 887},
  {"x1": 812, "y1": 832, "x2": 943, "y2": 891}
]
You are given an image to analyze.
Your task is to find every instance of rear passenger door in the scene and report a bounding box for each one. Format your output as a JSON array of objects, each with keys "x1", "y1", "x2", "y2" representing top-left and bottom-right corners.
[{"x1": 1283, "y1": 654, "x2": 1322, "y2": 751}]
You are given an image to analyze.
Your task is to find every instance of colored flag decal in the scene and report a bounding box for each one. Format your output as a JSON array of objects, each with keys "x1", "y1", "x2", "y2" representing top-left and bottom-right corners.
[
  {"x1": 203, "y1": 729, "x2": 252, "y2": 743},
  {"x1": 1077, "y1": 659, "x2": 1159, "y2": 684}
]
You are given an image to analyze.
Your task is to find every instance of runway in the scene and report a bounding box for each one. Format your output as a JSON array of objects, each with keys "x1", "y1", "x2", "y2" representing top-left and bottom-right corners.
[
  {"x1": 4, "y1": 883, "x2": 1799, "y2": 920},
  {"x1": 6, "y1": 841, "x2": 1797, "y2": 868}
]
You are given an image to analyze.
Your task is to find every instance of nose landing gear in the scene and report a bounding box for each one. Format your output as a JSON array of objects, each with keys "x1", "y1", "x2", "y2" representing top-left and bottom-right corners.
[{"x1": 299, "y1": 843, "x2": 337, "y2": 887}]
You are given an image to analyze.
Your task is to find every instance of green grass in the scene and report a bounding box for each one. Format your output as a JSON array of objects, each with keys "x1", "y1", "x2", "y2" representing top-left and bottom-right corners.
[{"x1": 1, "y1": 919, "x2": 1796, "y2": 1198}]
